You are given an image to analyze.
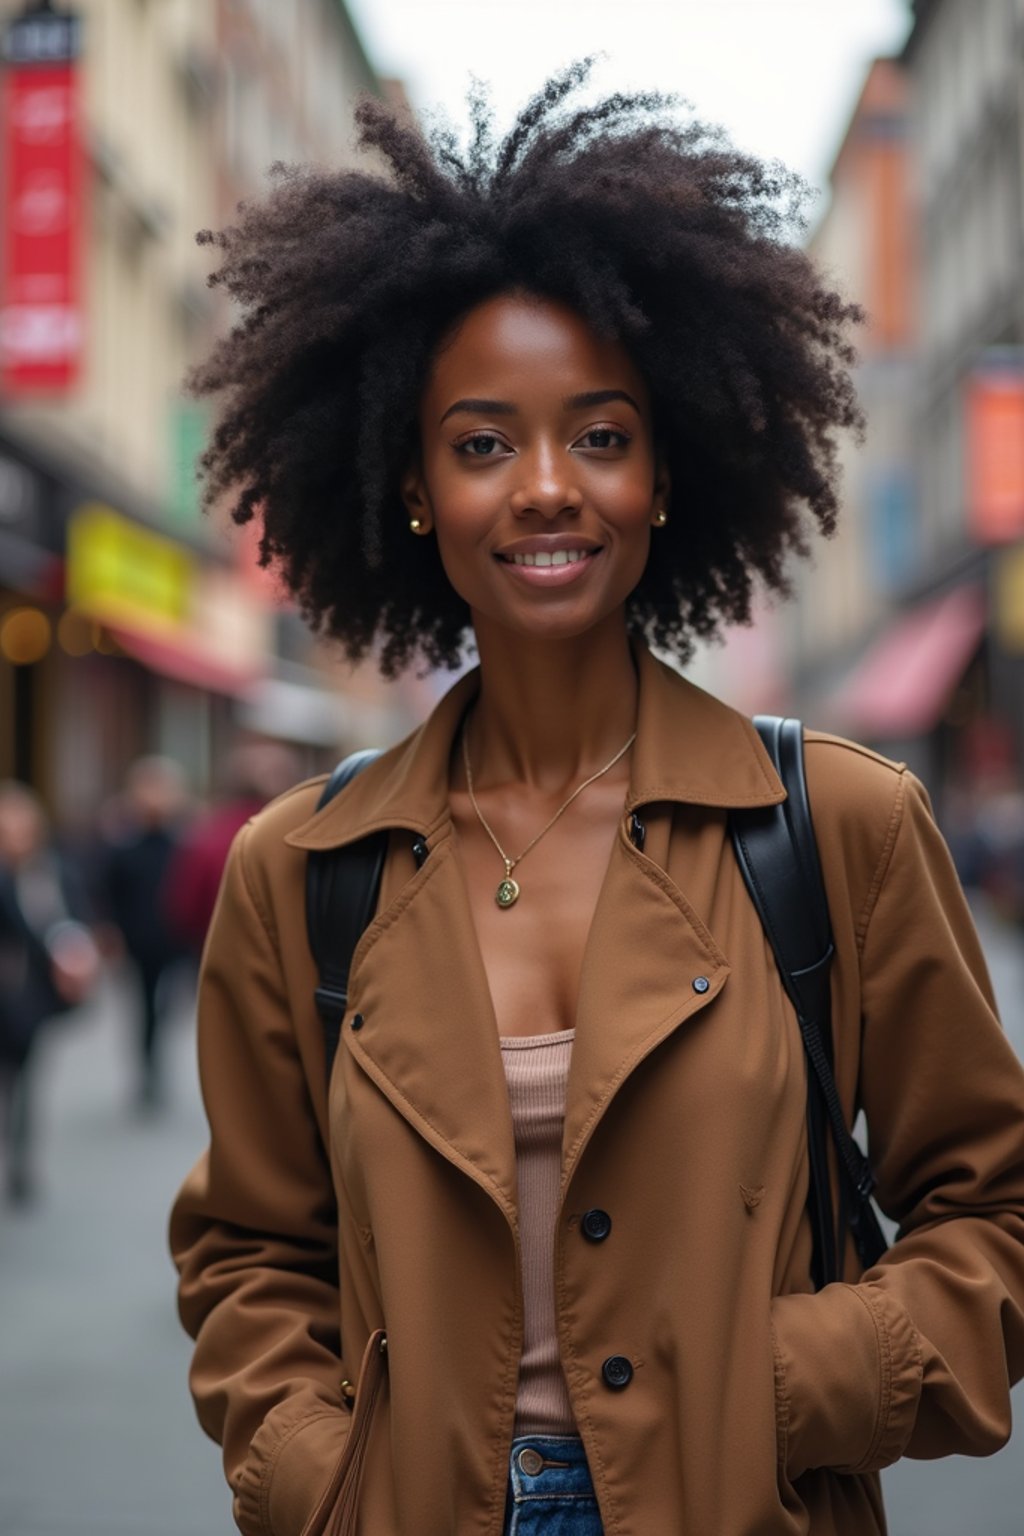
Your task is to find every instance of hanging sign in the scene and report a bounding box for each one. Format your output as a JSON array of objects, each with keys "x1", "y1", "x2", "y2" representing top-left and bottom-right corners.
[
  {"x1": 0, "y1": 7, "x2": 84, "y2": 393},
  {"x1": 67, "y1": 503, "x2": 195, "y2": 633},
  {"x1": 965, "y1": 354, "x2": 1024, "y2": 545}
]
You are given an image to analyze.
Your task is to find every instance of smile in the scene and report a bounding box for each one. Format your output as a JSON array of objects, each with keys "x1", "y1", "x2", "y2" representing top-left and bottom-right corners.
[
  {"x1": 505, "y1": 549, "x2": 589, "y2": 567},
  {"x1": 495, "y1": 546, "x2": 601, "y2": 587}
]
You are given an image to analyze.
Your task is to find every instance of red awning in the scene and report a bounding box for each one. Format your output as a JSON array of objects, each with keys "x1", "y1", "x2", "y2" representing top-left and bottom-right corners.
[
  {"x1": 108, "y1": 624, "x2": 262, "y2": 697},
  {"x1": 831, "y1": 584, "x2": 986, "y2": 738}
]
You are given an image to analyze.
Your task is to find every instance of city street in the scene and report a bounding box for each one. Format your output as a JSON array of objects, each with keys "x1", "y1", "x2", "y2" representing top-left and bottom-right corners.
[
  {"x1": 1, "y1": 0, "x2": 1022, "y2": 1529},
  {"x1": 1, "y1": 899, "x2": 1023, "y2": 1536},
  {"x1": 0, "y1": 968, "x2": 227, "y2": 1536}
]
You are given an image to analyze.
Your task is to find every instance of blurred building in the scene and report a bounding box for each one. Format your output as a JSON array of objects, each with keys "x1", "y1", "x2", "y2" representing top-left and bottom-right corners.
[
  {"x1": 1, "y1": 0, "x2": 221, "y2": 827},
  {"x1": 799, "y1": 58, "x2": 916, "y2": 688},
  {"x1": 0, "y1": 0, "x2": 421, "y2": 832},
  {"x1": 698, "y1": 0, "x2": 1024, "y2": 810},
  {"x1": 807, "y1": 0, "x2": 1024, "y2": 800},
  {"x1": 691, "y1": 55, "x2": 919, "y2": 735},
  {"x1": 784, "y1": 56, "x2": 921, "y2": 750},
  {"x1": 896, "y1": 0, "x2": 1024, "y2": 794}
]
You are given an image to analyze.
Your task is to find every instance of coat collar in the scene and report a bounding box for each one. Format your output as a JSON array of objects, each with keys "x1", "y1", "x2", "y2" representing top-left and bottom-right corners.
[{"x1": 285, "y1": 640, "x2": 784, "y2": 853}]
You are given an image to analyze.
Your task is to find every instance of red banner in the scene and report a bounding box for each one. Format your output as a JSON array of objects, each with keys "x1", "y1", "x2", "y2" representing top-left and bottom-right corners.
[{"x1": 0, "y1": 61, "x2": 84, "y2": 392}]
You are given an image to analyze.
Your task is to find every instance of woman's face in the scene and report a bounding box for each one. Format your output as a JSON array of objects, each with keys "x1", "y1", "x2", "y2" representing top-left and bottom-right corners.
[{"x1": 403, "y1": 291, "x2": 668, "y2": 646}]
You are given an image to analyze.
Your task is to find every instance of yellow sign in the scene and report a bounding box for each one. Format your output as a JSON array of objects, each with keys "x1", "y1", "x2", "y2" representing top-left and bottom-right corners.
[
  {"x1": 995, "y1": 544, "x2": 1024, "y2": 653},
  {"x1": 67, "y1": 503, "x2": 194, "y2": 632}
]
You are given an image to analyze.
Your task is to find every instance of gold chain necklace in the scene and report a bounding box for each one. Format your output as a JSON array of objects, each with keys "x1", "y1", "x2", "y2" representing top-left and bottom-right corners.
[{"x1": 461, "y1": 724, "x2": 637, "y2": 909}]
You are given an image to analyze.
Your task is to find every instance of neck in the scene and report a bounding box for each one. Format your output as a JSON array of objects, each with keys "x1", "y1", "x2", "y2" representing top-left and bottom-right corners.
[{"x1": 466, "y1": 610, "x2": 639, "y2": 789}]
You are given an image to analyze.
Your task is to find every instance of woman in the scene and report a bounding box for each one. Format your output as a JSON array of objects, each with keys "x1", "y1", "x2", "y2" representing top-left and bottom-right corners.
[
  {"x1": 0, "y1": 782, "x2": 98, "y2": 1201},
  {"x1": 170, "y1": 67, "x2": 1024, "y2": 1536}
]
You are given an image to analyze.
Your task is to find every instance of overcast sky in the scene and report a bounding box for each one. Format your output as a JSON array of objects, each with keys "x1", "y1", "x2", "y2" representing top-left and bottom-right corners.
[{"x1": 347, "y1": 0, "x2": 912, "y2": 206}]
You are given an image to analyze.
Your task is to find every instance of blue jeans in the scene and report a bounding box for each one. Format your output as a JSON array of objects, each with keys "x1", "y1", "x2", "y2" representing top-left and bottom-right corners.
[{"x1": 502, "y1": 1434, "x2": 603, "y2": 1535}]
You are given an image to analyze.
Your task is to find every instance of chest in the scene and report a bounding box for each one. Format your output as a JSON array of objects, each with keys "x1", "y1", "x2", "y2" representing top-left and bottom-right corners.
[{"x1": 448, "y1": 775, "x2": 629, "y2": 1038}]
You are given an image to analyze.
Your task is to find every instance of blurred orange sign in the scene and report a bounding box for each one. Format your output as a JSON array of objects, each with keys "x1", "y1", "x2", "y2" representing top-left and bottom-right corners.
[{"x1": 966, "y1": 365, "x2": 1024, "y2": 544}]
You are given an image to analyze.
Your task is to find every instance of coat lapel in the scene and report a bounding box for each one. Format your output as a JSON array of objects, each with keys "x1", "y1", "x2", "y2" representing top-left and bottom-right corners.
[
  {"x1": 561, "y1": 644, "x2": 785, "y2": 1186},
  {"x1": 562, "y1": 818, "x2": 730, "y2": 1188},
  {"x1": 338, "y1": 829, "x2": 520, "y2": 1224}
]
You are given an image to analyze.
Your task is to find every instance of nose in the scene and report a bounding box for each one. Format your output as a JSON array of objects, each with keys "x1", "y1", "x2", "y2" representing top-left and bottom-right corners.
[{"x1": 508, "y1": 443, "x2": 582, "y2": 520}]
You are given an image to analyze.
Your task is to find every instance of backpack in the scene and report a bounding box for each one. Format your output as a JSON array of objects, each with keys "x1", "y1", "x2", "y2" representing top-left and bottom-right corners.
[{"x1": 306, "y1": 719, "x2": 888, "y2": 1291}]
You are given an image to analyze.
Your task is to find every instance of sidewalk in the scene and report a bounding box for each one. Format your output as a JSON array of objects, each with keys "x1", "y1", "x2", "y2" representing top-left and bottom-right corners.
[
  {"x1": 0, "y1": 971, "x2": 228, "y2": 1536},
  {"x1": 1, "y1": 904, "x2": 1023, "y2": 1536}
]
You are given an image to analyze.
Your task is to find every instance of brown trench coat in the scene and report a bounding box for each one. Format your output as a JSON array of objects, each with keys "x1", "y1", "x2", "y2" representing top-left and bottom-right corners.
[{"x1": 170, "y1": 643, "x2": 1024, "y2": 1536}]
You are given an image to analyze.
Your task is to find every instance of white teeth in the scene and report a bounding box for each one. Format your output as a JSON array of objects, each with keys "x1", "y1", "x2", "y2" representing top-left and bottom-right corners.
[{"x1": 509, "y1": 549, "x2": 589, "y2": 567}]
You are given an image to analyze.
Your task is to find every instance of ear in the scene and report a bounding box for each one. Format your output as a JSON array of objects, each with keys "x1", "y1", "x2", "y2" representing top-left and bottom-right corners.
[{"x1": 400, "y1": 462, "x2": 433, "y2": 535}]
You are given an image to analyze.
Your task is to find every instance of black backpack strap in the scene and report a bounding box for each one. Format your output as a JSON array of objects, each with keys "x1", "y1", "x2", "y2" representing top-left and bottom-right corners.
[
  {"x1": 305, "y1": 750, "x2": 386, "y2": 1083},
  {"x1": 730, "y1": 717, "x2": 887, "y2": 1287}
]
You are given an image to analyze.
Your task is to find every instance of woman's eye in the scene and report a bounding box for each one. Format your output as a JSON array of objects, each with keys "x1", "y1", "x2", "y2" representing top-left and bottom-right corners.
[
  {"x1": 578, "y1": 427, "x2": 629, "y2": 450},
  {"x1": 456, "y1": 433, "x2": 506, "y2": 457}
]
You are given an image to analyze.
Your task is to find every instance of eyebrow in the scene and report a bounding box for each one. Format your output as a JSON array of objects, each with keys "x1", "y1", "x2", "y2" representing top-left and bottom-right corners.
[
  {"x1": 439, "y1": 388, "x2": 641, "y2": 426},
  {"x1": 439, "y1": 398, "x2": 516, "y2": 425},
  {"x1": 564, "y1": 389, "x2": 641, "y2": 413}
]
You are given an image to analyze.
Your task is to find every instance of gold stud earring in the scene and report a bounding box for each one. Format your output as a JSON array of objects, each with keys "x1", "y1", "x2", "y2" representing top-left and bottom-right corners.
[
  {"x1": 654, "y1": 508, "x2": 668, "y2": 526},
  {"x1": 409, "y1": 518, "x2": 423, "y2": 533}
]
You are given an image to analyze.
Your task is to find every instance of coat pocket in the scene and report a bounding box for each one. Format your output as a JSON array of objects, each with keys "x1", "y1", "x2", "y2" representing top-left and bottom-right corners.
[{"x1": 299, "y1": 1329, "x2": 388, "y2": 1536}]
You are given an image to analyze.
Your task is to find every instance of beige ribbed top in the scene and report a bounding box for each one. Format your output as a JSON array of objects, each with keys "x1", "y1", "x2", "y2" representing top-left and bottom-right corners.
[{"x1": 499, "y1": 1027, "x2": 577, "y2": 1437}]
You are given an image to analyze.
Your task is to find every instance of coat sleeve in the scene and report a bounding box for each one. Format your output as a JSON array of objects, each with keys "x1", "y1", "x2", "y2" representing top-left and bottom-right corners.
[
  {"x1": 169, "y1": 820, "x2": 350, "y2": 1536},
  {"x1": 770, "y1": 767, "x2": 1024, "y2": 1482}
]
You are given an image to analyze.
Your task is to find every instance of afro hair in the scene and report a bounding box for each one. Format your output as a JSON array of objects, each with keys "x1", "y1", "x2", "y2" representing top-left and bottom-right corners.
[{"x1": 190, "y1": 60, "x2": 863, "y2": 676}]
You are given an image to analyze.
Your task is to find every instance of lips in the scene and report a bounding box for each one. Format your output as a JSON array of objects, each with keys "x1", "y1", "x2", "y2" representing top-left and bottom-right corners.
[{"x1": 494, "y1": 540, "x2": 602, "y2": 587}]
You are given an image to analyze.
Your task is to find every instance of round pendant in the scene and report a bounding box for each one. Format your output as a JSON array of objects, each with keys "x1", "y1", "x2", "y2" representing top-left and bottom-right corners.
[{"x1": 495, "y1": 876, "x2": 520, "y2": 909}]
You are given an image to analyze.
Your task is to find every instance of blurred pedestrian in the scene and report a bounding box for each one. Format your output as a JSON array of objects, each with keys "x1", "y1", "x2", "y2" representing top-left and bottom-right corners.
[
  {"x1": 163, "y1": 740, "x2": 301, "y2": 958},
  {"x1": 0, "y1": 782, "x2": 99, "y2": 1204},
  {"x1": 101, "y1": 756, "x2": 189, "y2": 1110}
]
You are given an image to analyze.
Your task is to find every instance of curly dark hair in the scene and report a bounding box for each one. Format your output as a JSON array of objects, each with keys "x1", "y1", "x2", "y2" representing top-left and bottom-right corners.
[{"x1": 190, "y1": 60, "x2": 863, "y2": 676}]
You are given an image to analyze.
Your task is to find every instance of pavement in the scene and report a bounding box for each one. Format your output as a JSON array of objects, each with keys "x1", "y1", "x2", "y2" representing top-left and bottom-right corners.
[
  {"x1": 1, "y1": 897, "x2": 1023, "y2": 1536},
  {"x1": 0, "y1": 964, "x2": 228, "y2": 1536}
]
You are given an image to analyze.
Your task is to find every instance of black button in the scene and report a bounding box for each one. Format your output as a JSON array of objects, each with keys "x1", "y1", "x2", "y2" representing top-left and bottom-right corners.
[
  {"x1": 602, "y1": 1355, "x2": 633, "y2": 1391},
  {"x1": 581, "y1": 1208, "x2": 612, "y2": 1243},
  {"x1": 351, "y1": 1012, "x2": 364, "y2": 1031},
  {"x1": 692, "y1": 976, "x2": 710, "y2": 994}
]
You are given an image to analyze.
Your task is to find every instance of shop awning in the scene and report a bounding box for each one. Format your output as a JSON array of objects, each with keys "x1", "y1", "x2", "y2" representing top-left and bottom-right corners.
[
  {"x1": 109, "y1": 624, "x2": 262, "y2": 697},
  {"x1": 831, "y1": 583, "x2": 986, "y2": 739}
]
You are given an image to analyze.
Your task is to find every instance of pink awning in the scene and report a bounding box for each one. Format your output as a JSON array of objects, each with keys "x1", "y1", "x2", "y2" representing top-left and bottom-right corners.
[{"x1": 831, "y1": 584, "x2": 986, "y2": 738}]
